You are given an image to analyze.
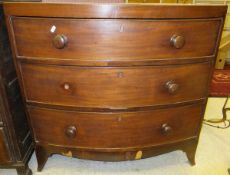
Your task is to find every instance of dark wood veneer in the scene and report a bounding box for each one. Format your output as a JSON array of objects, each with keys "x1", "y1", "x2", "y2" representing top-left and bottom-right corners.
[
  {"x1": 12, "y1": 17, "x2": 220, "y2": 62},
  {"x1": 28, "y1": 103, "x2": 203, "y2": 148},
  {"x1": 3, "y1": 2, "x2": 227, "y2": 172},
  {"x1": 20, "y1": 62, "x2": 211, "y2": 109},
  {"x1": 4, "y1": 3, "x2": 227, "y2": 19}
]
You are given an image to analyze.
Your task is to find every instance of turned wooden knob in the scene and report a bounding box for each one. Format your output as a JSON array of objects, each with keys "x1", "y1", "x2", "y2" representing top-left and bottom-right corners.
[
  {"x1": 170, "y1": 35, "x2": 185, "y2": 49},
  {"x1": 165, "y1": 80, "x2": 179, "y2": 94},
  {"x1": 65, "y1": 126, "x2": 77, "y2": 138},
  {"x1": 161, "y1": 123, "x2": 172, "y2": 135},
  {"x1": 53, "y1": 34, "x2": 68, "y2": 49}
]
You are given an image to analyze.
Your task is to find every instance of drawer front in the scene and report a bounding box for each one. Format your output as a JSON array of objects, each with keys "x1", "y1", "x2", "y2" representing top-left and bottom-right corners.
[
  {"x1": 28, "y1": 104, "x2": 203, "y2": 148},
  {"x1": 20, "y1": 62, "x2": 210, "y2": 109},
  {"x1": 0, "y1": 128, "x2": 11, "y2": 163},
  {"x1": 12, "y1": 17, "x2": 220, "y2": 62}
]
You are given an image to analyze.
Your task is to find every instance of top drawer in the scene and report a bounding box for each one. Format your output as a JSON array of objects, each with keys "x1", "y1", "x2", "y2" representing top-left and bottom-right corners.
[{"x1": 11, "y1": 17, "x2": 220, "y2": 65}]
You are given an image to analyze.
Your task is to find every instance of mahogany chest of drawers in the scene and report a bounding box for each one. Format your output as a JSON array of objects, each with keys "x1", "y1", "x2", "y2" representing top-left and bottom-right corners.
[{"x1": 3, "y1": 2, "x2": 227, "y2": 172}]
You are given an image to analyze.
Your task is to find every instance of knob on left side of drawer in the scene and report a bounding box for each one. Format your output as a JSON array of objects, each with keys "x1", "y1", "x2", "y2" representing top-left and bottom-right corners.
[
  {"x1": 53, "y1": 34, "x2": 68, "y2": 49},
  {"x1": 170, "y1": 34, "x2": 185, "y2": 49}
]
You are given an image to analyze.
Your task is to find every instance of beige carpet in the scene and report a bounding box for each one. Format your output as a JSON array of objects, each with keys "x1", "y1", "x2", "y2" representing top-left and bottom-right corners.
[{"x1": 1, "y1": 97, "x2": 230, "y2": 175}]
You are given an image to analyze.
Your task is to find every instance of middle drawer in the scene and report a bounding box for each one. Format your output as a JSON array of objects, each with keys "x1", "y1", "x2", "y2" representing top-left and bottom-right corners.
[{"x1": 20, "y1": 62, "x2": 210, "y2": 109}]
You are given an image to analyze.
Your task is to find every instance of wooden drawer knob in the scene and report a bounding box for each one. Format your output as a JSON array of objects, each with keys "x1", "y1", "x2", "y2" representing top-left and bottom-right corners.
[
  {"x1": 161, "y1": 123, "x2": 172, "y2": 135},
  {"x1": 165, "y1": 80, "x2": 179, "y2": 94},
  {"x1": 170, "y1": 35, "x2": 185, "y2": 49},
  {"x1": 65, "y1": 126, "x2": 77, "y2": 138},
  {"x1": 53, "y1": 34, "x2": 68, "y2": 49}
]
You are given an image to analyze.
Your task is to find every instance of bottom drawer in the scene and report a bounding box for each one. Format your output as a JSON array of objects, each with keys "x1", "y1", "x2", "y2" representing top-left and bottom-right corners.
[
  {"x1": 0, "y1": 128, "x2": 11, "y2": 163},
  {"x1": 28, "y1": 104, "x2": 203, "y2": 149}
]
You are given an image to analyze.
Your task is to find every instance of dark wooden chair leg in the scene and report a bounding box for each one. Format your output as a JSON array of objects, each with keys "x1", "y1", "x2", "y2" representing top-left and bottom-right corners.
[
  {"x1": 35, "y1": 145, "x2": 49, "y2": 172},
  {"x1": 16, "y1": 165, "x2": 32, "y2": 175}
]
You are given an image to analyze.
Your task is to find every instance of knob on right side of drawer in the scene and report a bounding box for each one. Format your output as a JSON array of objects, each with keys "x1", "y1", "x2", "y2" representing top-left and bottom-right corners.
[
  {"x1": 65, "y1": 125, "x2": 77, "y2": 138},
  {"x1": 170, "y1": 34, "x2": 185, "y2": 49},
  {"x1": 165, "y1": 80, "x2": 179, "y2": 94}
]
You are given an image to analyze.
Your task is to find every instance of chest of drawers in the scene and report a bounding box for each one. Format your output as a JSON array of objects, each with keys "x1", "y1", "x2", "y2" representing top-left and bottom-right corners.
[{"x1": 3, "y1": 2, "x2": 227, "y2": 172}]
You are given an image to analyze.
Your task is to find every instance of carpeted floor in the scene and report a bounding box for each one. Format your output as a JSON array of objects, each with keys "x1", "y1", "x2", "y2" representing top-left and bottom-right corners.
[{"x1": 0, "y1": 98, "x2": 230, "y2": 175}]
